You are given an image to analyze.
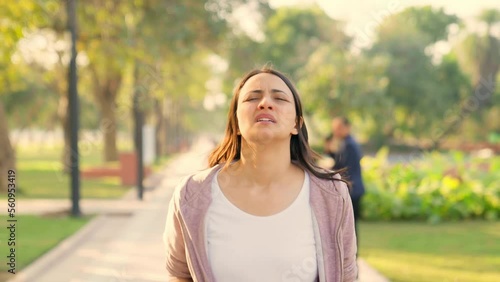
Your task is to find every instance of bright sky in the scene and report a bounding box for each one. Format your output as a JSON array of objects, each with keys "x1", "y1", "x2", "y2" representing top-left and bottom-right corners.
[
  {"x1": 314, "y1": 0, "x2": 498, "y2": 21},
  {"x1": 271, "y1": 0, "x2": 499, "y2": 24}
]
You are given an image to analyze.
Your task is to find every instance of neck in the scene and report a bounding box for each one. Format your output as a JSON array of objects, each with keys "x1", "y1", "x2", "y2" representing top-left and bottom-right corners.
[{"x1": 234, "y1": 139, "x2": 293, "y2": 188}]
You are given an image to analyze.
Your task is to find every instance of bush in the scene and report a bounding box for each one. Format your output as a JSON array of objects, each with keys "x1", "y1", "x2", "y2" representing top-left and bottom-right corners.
[{"x1": 361, "y1": 148, "x2": 500, "y2": 222}]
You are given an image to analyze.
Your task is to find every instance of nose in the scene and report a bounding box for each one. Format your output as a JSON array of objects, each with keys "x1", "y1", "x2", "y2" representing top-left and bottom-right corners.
[{"x1": 258, "y1": 95, "x2": 273, "y2": 110}]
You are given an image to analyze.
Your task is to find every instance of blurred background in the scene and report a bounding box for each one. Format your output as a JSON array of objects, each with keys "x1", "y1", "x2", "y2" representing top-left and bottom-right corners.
[{"x1": 0, "y1": 0, "x2": 499, "y2": 281}]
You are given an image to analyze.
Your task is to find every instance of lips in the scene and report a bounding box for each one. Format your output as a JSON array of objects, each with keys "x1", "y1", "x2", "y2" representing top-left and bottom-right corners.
[{"x1": 255, "y1": 114, "x2": 276, "y2": 123}]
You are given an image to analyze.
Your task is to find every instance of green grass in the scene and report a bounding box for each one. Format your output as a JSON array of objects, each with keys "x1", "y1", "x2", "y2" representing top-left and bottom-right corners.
[
  {"x1": 0, "y1": 215, "x2": 91, "y2": 280},
  {"x1": 360, "y1": 221, "x2": 500, "y2": 282},
  {"x1": 12, "y1": 145, "x2": 129, "y2": 199},
  {"x1": 10, "y1": 143, "x2": 173, "y2": 199},
  {"x1": 152, "y1": 154, "x2": 174, "y2": 171}
]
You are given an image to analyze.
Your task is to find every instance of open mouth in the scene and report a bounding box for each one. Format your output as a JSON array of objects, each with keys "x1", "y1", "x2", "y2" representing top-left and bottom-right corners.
[
  {"x1": 255, "y1": 114, "x2": 276, "y2": 123},
  {"x1": 256, "y1": 118, "x2": 275, "y2": 123}
]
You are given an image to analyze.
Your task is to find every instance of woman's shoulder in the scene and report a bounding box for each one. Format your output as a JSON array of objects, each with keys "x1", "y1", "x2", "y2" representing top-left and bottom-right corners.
[
  {"x1": 171, "y1": 165, "x2": 220, "y2": 202},
  {"x1": 331, "y1": 173, "x2": 351, "y2": 198},
  {"x1": 308, "y1": 171, "x2": 350, "y2": 199}
]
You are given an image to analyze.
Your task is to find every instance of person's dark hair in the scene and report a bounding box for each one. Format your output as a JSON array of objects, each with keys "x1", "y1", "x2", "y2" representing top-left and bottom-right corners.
[
  {"x1": 208, "y1": 67, "x2": 346, "y2": 182},
  {"x1": 339, "y1": 116, "x2": 350, "y2": 126}
]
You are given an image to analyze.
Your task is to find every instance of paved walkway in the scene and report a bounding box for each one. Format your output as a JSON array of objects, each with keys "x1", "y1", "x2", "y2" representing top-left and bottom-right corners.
[{"x1": 7, "y1": 139, "x2": 388, "y2": 282}]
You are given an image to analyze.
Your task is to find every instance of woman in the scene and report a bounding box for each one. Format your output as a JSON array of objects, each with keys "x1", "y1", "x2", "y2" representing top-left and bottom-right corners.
[{"x1": 163, "y1": 67, "x2": 358, "y2": 282}]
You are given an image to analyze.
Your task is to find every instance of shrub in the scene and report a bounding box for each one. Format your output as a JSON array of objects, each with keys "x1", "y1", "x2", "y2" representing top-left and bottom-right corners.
[{"x1": 361, "y1": 148, "x2": 500, "y2": 222}]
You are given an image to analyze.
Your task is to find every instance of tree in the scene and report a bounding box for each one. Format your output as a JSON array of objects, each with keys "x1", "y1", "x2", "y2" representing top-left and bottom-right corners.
[
  {"x1": 261, "y1": 6, "x2": 350, "y2": 80},
  {"x1": 76, "y1": 0, "x2": 130, "y2": 161},
  {"x1": 126, "y1": 0, "x2": 232, "y2": 155},
  {"x1": 0, "y1": 1, "x2": 59, "y2": 191},
  {"x1": 0, "y1": 1, "x2": 91, "y2": 173},
  {"x1": 365, "y1": 6, "x2": 464, "y2": 145},
  {"x1": 223, "y1": 5, "x2": 350, "y2": 97},
  {"x1": 78, "y1": 0, "x2": 245, "y2": 161},
  {"x1": 456, "y1": 9, "x2": 500, "y2": 108},
  {"x1": 298, "y1": 47, "x2": 392, "y2": 146}
]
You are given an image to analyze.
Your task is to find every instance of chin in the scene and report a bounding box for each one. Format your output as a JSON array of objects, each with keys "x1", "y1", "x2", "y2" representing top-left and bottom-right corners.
[
  {"x1": 247, "y1": 132, "x2": 290, "y2": 145},
  {"x1": 251, "y1": 135, "x2": 275, "y2": 144}
]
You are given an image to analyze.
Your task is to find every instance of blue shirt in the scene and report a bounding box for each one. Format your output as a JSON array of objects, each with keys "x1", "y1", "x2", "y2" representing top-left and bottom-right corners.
[{"x1": 328, "y1": 135, "x2": 365, "y2": 199}]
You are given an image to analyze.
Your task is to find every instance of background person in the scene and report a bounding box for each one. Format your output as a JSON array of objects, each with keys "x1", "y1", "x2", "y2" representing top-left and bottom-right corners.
[{"x1": 324, "y1": 117, "x2": 365, "y2": 246}]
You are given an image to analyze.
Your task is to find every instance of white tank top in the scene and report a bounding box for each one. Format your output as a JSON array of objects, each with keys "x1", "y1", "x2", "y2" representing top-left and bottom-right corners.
[{"x1": 205, "y1": 170, "x2": 318, "y2": 282}]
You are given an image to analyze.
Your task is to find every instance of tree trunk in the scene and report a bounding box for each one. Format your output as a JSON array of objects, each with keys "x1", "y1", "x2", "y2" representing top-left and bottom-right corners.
[
  {"x1": 89, "y1": 62, "x2": 122, "y2": 162},
  {"x1": 100, "y1": 93, "x2": 118, "y2": 161},
  {"x1": 164, "y1": 98, "x2": 176, "y2": 154},
  {"x1": 476, "y1": 35, "x2": 499, "y2": 107},
  {"x1": 155, "y1": 99, "x2": 168, "y2": 156},
  {"x1": 92, "y1": 70, "x2": 122, "y2": 162},
  {"x1": 170, "y1": 100, "x2": 180, "y2": 153},
  {"x1": 0, "y1": 101, "x2": 16, "y2": 192},
  {"x1": 175, "y1": 103, "x2": 183, "y2": 151}
]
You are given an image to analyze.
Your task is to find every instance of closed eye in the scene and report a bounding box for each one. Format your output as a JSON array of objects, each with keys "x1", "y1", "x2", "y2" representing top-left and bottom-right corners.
[{"x1": 275, "y1": 95, "x2": 291, "y2": 102}]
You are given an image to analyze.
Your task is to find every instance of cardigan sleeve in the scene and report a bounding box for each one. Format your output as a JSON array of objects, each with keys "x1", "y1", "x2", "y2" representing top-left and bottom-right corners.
[
  {"x1": 163, "y1": 186, "x2": 192, "y2": 280},
  {"x1": 333, "y1": 174, "x2": 358, "y2": 281},
  {"x1": 341, "y1": 184, "x2": 358, "y2": 281}
]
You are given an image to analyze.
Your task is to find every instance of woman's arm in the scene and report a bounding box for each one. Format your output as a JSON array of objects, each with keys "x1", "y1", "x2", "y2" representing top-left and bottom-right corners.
[
  {"x1": 163, "y1": 186, "x2": 193, "y2": 280},
  {"x1": 342, "y1": 192, "x2": 358, "y2": 282}
]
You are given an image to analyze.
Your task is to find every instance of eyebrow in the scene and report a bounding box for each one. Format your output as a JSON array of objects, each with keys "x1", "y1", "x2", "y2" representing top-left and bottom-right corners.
[{"x1": 244, "y1": 89, "x2": 290, "y2": 96}]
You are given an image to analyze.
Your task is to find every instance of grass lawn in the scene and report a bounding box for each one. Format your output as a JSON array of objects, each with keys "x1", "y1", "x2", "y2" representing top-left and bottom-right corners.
[
  {"x1": 152, "y1": 154, "x2": 174, "y2": 171},
  {"x1": 360, "y1": 220, "x2": 500, "y2": 282},
  {"x1": 0, "y1": 215, "x2": 91, "y2": 281},
  {"x1": 13, "y1": 145, "x2": 127, "y2": 199},
  {"x1": 10, "y1": 143, "x2": 171, "y2": 199}
]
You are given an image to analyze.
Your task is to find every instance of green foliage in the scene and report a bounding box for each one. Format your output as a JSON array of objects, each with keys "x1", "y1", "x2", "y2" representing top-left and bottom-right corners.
[
  {"x1": 365, "y1": 6, "x2": 467, "y2": 142},
  {"x1": 401, "y1": 6, "x2": 460, "y2": 43},
  {"x1": 2, "y1": 2, "x2": 499, "y2": 157},
  {"x1": 454, "y1": 8, "x2": 499, "y2": 114},
  {"x1": 223, "y1": 5, "x2": 349, "y2": 93},
  {"x1": 0, "y1": 0, "x2": 60, "y2": 94},
  {"x1": 261, "y1": 6, "x2": 350, "y2": 79},
  {"x1": 362, "y1": 148, "x2": 500, "y2": 222},
  {"x1": 0, "y1": 1, "x2": 59, "y2": 60},
  {"x1": 478, "y1": 9, "x2": 500, "y2": 27},
  {"x1": 299, "y1": 49, "x2": 392, "y2": 146},
  {"x1": 0, "y1": 82, "x2": 58, "y2": 129}
]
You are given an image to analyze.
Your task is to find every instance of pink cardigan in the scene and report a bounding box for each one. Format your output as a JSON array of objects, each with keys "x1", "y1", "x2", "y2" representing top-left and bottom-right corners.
[{"x1": 163, "y1": 165, "x2": 358, "y2": 281}]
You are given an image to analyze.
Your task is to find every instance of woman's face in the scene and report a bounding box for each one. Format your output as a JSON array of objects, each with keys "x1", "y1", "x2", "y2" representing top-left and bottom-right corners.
[{"x1": 236, "y1": 73, "x2": 299, "y2": 144}]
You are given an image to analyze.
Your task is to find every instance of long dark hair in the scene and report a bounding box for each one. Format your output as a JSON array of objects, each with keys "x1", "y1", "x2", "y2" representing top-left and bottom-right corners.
[{"x1": 208, "y1": 67, "x2": 346, "y2": 182}]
